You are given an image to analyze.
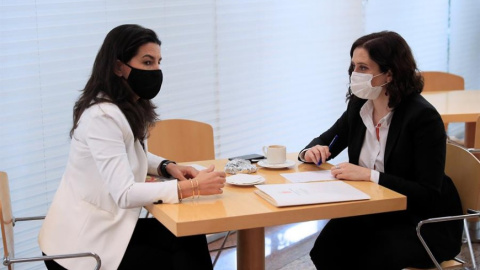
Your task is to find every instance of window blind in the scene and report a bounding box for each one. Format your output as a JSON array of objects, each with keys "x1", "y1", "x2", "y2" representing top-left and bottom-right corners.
[
  {"x1": 213, "y1": 0, "x2": 364, "y2": 159},
  {"x1": 364, "y1": 0, "x2": 480, "y2": 138},
  {"x1": 0, "y1": 2, "x2": 110, "y2": 269},
  {"x1": 0, "y1": 1, "x2": 219, "y2": 269},
  {"x1": 449, "y1": 0, "x2": 480, "y2": 89},
  {"x1": 1, "y1": 1, "x2": 479, "y2": 269},
  {"x1": 364, "y1": 0, "x2": 450, "y2": 71}
]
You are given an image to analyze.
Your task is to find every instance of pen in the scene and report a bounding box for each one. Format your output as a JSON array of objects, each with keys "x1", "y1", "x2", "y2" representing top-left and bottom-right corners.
[{"x1": 317, "y1": 135, "x2": 339, "y2": 166}]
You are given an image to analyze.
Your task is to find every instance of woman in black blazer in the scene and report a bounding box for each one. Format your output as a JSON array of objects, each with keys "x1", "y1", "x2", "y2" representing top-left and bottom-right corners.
[{"x1": 300, "y1": 31, "x2": 463, "y2": 269}]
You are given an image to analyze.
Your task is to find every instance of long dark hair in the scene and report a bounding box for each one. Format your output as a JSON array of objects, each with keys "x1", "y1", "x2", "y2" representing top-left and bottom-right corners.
[
  {"x1": 70, "y1": 24, "x2": 160, "y2": 142},
  {"x1": 347, "y1": 31, "x2": 424, "y2": 109}
]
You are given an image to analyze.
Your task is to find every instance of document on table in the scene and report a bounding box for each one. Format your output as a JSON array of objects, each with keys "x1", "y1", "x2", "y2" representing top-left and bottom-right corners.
[
  {"x1": 281, "y1": 170, "x2": 336, "y2": 183},
  {"x1": 254, "y1": 181, "x2": 370, "y2": 207}
]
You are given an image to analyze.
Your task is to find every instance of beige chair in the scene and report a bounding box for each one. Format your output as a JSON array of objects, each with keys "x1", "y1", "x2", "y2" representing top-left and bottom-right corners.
[
  {"x1": 407, "y1": 142, "x2": 480, "y2": 270},
  {"x1": 421, "y1": 71, "x2": 464, "y2": 92},
  {"x1": 468, "y1": 115, "x2": 480, "y2": 160},
  {"x1": 148, "y1": 119, "x2": 215, "y2": 162},
  {"x1": 475, "y1": 115, "x2": 480, "y2": 149},
  {"x1": 147, "y1": 119, "x2": 233, "y2": 267},
  {"x1": 0, "y1": 172, "x2": 101, "y2": 270},
  {"x1": 421, "y1": 71, "x2": 466, "y2": 144},
  {"x1": 406, "y1": 260, "x2": 465, "y2": 270}
]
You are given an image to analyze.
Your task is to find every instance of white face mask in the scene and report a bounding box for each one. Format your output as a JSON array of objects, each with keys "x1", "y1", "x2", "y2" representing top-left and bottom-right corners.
[{"x1": 350, "y1": 72, "x2": 388, "y2": 100}]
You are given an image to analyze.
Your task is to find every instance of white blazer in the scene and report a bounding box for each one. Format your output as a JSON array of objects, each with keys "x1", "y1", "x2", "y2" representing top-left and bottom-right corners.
[{"x1": 38, "y1": 103, "x2": 179, "y2": 270}]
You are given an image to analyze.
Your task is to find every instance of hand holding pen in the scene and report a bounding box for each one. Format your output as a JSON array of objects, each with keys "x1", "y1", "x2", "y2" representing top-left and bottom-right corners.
[
  {"x1": 303, "y1": 135, "x2": 339, "y2": 165},
  {"x1": 316, "y1": 135, "x2": 339, "y2": 166},
  {"x1": 302, "y1": 135, "x2": 339, "y2": 165}
]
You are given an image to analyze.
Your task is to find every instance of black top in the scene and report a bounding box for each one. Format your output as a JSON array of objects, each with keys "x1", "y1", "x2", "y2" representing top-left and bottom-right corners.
[{"x1": 300, "y1": 93, "x2": 463, "y2": 251}]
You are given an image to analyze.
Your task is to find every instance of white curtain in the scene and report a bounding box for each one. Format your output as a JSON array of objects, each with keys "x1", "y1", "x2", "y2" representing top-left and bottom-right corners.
[
  {"x1": 364, "y1": 0, "x2": 450, "y2": 71},
  {"x1": 214, "y1": 1, "x2": 363, "y2": 158},
  {"x1": 364, "y1": 0, "x2": 480, "y2": 138},
  {"x1": 1, "y1": 1, "x2": 479, "y2": 269},
  {"x1": 449, "y1": 0, "x2": 480, "y2": 89}
]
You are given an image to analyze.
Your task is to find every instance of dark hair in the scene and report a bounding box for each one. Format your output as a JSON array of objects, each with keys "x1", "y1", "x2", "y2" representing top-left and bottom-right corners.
[
  {"x1": 70, "y1": 24, "x2": 161, "y2": 141},
  {"x1": 347, "y1": 31, "x2": 424, "y2": 108}
]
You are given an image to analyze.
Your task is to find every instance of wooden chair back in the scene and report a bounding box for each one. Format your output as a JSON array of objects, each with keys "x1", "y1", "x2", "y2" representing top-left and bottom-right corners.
[
  {"x1": 147, "y1": 119, "x2": 215, "y2": 162},
  {"x1": 406, "y1": 259, "x2": 463, "y2": 270},
  {"x1": 148, "y1": 119, "x2": 228, "y2": 265},
  {"x1": 446, "y1": 143, "x2": 480, "y2": 214},
  {"x1": 473, "y1": 115, "x2": 480, "y2": 161},
  {"x1": 1, "y1": 172, "x2": 15, "y2": 270},
  {"x1": 475, "y1": 115, "x2": 480, "y2": 149},
  {"x1": 421, "y1": 71, "x2": 464, "y2": 92}
]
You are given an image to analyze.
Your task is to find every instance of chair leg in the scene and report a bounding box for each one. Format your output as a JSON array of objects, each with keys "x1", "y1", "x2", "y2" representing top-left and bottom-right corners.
[
  {"x1": 418, "y1": 228, "x2": 443, "y2": 269},
  {"x1": 212, "y1": 230, "x2": 233, "y2": 268},
  {"x1": 463, "y1": 219, "x2": 477, "y2": 270}
]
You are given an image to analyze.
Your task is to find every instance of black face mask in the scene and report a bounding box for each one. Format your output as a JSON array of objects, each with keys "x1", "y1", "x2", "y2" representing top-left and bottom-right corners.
[{"x1": 125, "y1": 63, "x2": 163, "y2": 100}]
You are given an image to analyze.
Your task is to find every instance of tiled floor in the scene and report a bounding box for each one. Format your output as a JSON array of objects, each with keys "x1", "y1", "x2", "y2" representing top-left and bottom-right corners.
[
  {"x1": 208, "y1": 220, "x2": 326, "y2": 270},
  {"x1": 209, "y1": 220, "x2": 480, "y2": 270}
]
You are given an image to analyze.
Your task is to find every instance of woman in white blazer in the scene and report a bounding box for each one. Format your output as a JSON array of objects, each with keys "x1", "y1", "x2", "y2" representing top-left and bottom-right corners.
[{"x1": 38, "y1": 24, "x2": 226, "y2": 270}]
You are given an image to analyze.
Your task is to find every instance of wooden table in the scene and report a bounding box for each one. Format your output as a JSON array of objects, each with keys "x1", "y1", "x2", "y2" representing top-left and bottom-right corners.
[
  {"x1": 146, "y1": 153, "x2": 407, "y2": 270},
  {"x1": 422, "y1": 90, "x2": 480, "y2": 148}
]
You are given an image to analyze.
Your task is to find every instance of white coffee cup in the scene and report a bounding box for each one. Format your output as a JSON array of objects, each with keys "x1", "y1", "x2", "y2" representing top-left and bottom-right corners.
[{"x1": 262, "y1": 145, "x2": 286, "y2": 164}]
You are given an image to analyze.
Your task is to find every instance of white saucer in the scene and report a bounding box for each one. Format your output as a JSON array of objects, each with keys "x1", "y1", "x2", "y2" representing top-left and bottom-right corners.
[
  {"x1": 226, "y1": 174, "x2": 266, "y2": 186},
  {"x1": 257, "y1": 159, "x2": 296, "y2": 169}
]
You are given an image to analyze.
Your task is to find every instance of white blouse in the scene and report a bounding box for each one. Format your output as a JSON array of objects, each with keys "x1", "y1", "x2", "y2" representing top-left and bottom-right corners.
[{"x1": 358, "y1": 100, "x2": 393, "y2": 183}]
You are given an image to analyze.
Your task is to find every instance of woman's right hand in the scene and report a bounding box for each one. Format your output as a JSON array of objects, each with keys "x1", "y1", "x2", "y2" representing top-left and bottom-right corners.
[
  {"x1": 304, "y1": 145, "x2": 331, "y2": 165},
  {"x1": 179, "y1": 165, "x2": 226, "y2": 198}
]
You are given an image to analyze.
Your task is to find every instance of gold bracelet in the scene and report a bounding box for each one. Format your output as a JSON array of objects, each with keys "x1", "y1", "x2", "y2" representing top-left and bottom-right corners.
[
  {"x1": 194, "y1": 179, "x2": 200, "y2": 198},
  {"x1": 190, "y1": 180, "x2": 195, "y2": 198},
  {"x1": 177, "y1": 182, "x2": 183, "y2": 202}
]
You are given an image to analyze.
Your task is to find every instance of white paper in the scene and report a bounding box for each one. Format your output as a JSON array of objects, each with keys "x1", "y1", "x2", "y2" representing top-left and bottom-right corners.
[
  {"x1": 281, "y1": 170, "x2": 336, "y2": 183},
  {"x1": 254, "y1": 181, "x2": 370, "y2": 207}
]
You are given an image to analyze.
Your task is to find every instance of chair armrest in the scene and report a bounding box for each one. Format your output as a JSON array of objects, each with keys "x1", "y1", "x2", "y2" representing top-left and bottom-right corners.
[
  {"x1": 417, "y1": 212, "x2": 480, "y2": 227},
  {"x1": 5, "y1": 216, "x2": 101, "y2": 269},
  {"x1": 4, "y1": 252, "x2": 101, "y2": 270},
  {"x1": 416, "y1": 210, "x2": 480, "y2": 270},
  {"x1": 12, "y1": 215, "x2": 45, "y2": 226},
  {"x1": 467, "y1": 148, "x2": 480, "y2": 154},
  {"x1": 467, "y1": 209, "x2": 480, "y2": 215}
]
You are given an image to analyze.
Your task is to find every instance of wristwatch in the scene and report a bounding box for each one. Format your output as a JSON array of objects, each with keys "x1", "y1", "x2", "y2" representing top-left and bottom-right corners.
[{"x1": 158, "y1": 160, "x2": 176, "y2": 178}]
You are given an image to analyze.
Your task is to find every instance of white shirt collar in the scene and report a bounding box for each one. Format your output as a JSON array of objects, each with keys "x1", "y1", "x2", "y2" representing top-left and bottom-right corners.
[{"x1": 359, "y1": 100, "x2": 393, "y2": 129}]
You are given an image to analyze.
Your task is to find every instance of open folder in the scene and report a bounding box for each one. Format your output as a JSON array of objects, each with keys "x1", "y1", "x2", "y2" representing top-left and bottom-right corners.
[{"x1": 254, "y1": 181, "x2": 370, "y2": 207}]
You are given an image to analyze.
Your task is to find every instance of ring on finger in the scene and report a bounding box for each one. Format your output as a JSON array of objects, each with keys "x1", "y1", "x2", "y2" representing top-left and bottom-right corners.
[{"x1": 335, "y1": 165, "x2": 340, "y2": 169}]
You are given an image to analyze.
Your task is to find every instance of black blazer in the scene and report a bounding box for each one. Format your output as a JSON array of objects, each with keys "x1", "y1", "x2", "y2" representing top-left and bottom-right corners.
[{"x1": 301, "y1": 93, "x2": 462, "y2": 250}]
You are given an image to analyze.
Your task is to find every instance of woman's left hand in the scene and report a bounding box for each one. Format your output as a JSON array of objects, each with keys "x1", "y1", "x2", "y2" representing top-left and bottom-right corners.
[
  {"x1": 330, "y1": 162, "x2": 371, "y2": 181},
  {"x1": 166, "y1": 164, "x2": 199, "y2": 181}
]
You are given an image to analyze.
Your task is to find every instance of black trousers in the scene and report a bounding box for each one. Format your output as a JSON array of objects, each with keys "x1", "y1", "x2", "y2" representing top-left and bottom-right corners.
[
  {"x1": 309, "y1": 214, "x2": 457, "y2": 270},
  {"x1": 44, "y1": 218, "x2": 212, "y2": 270}
]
